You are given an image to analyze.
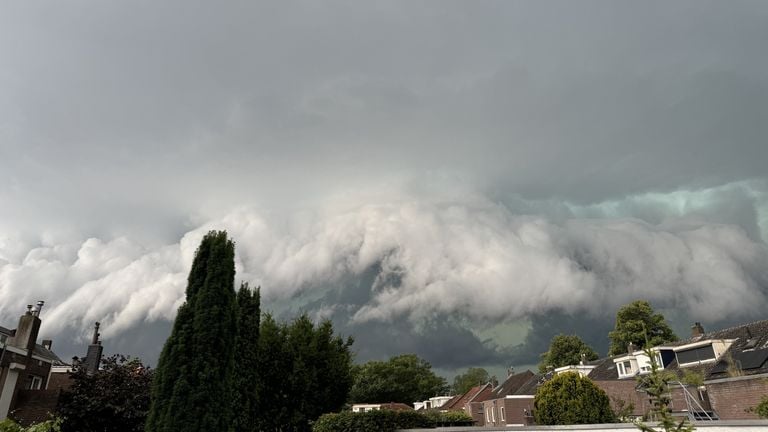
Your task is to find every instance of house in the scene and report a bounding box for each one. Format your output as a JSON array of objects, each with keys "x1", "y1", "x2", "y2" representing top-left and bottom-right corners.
[
  {"x1": 413, "y1": 395, "x2": 453, "y2": 410},
  {"x1": 1, "y1": 303, "x2": 104, "y2": 426},
  {"x1": 351, "y1": 402, "x2": 412, "y2": 412},
  {"x1": 0, "y1": 303, "x2": 65, "y2": 423},
  {"x1": 588, "y1": 319, "x2": 768, "y2": 421},
  {"x1": 436, "y1": 382, "x2": 494, "y2": 425},
  {"x1": 481, "y1": 370, "x2": 539, "y2": 427}
]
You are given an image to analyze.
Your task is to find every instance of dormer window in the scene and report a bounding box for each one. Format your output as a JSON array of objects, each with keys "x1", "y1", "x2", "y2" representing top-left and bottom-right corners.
[{"x1": 676, "y1": 344, "x2": 716, "y2": 365}]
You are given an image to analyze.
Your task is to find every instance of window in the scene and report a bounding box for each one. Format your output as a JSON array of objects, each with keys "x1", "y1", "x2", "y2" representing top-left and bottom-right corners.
[
  {"x1": 25, "y1": 375, "x2": 43, "y2": 390},
  {"x1": 623, "y1": 361, "x2": 632, "y2": 374},
  {"x1": 677, "y1": 345, "x2": 716, "y2": 365},
  {"x1": 486, "y1": 407, "x2": 491, "y2": 423},
  {"x1": 500, "y1": 406, "x2": 506, "y2": 422},
  {"x1": 491, "y1": 407, "x2": 495, "y2": 423}
]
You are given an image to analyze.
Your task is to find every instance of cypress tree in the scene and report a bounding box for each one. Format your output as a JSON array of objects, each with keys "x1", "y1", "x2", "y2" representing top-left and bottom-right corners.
[
  {"x1": 233, "y1": 282, "x2": 261, "y2": 432},
  {"x1": 146, "y1": 231, "x2": 238, "y2": 432}
]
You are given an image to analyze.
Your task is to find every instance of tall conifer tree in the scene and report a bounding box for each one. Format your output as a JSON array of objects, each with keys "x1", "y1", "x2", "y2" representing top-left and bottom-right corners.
[
  {"x1": 233, "y1": 282, "x2": 261, "y2": 432},
  {"x1": 146, "y1": 231, "x2": 238, "y2": 432}
]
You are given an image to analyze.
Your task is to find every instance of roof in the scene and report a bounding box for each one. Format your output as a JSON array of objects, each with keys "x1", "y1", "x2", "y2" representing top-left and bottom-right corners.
[
  {"x1": 590, "y1": 319, "x2": 768, "y2": 382},
  {"x1": 0, "y1": 325, "x2": 65, "y2": 365},
  {"x1": 379, "y1": 402, "x2": 413, "y2": 411},
  {"x1": 489, "y1": 370, "x2": 535, "y2": 399},
  {"x1": 512, "y1": 373, "x2": 543, "y2": 396},
  {"x1": 437, "y1": 394, "x2": 463, "y2": 411},
  {"x1": 442, "y1": 383, "x2": 493, "y2": 411}
]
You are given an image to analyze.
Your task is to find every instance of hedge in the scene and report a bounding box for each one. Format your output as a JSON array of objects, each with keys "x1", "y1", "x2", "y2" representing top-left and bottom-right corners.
[{"x1": 312, "y1": 410, "x2": 435, "y2": 432}]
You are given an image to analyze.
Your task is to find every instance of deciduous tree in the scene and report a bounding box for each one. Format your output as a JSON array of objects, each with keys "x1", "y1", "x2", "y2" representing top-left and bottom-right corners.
[
  {"x1": 608, "y1": 300, "x2": 677, "y2": 356},
  {"x1": 539, "y1": 334, "x2": 599, "y2": 373},
  {"x1": 57, "y1": 355, "x2": 151, "y2": 432},
  {"x1": 349, "y1": 354, "x2": 448, "y2": 404},
  {"x1": 452, "y1": 367, "x2": 492, "y2": 395}
]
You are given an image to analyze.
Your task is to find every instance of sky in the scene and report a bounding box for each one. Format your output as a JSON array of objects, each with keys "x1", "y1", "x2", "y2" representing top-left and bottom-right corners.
[{"x1": 1, "y1": 0, "x2": 768, "y2": 378}]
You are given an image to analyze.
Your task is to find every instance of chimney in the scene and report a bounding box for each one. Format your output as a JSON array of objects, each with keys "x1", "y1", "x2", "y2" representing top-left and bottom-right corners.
[
  {"x1": 627, "y1": 342, "x2": 635, "y2": 354},
  {"x1": 83, "y1": 322, "x2": 104, "y2": 374},
  {"x1": 691, "y1": 322, "x2": 705, "y2": 338},
  {"x1": 42, "y1": 339, "x2": 53, "y2": 351},
  {"x1": 507, "y1": 366, "x2": 515, "y2": 377},
  {"x1": 9, "y1": 304, "x2": 42, "y2": 353}
]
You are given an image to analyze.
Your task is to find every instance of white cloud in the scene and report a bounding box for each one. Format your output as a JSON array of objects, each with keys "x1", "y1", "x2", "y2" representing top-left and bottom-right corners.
[{"x1": 2, "y1": 185, "x2": 765, "y2": 346}]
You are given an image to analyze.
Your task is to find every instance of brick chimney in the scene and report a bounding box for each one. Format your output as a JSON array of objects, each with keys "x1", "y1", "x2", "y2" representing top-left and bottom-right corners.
[
  {"x1": 691, "y1": 322, "x2": 705, "y2": 338},
  {"x1": 83, "y1": 322, "x2": 104, "y2": 374},
  {"x1": 9, "y1": 304, "x2": 43, "y2": 353}
]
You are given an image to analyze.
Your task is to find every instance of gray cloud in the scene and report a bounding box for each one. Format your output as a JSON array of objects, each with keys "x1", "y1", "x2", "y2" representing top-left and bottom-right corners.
[{"x1": 2, "y1": 1, "x2": 768, "y2": 371}]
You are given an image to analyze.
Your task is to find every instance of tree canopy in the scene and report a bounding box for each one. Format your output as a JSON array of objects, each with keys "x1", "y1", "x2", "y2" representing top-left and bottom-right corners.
[
  {"x1": 608, "y1": 300, "x2": 677, "y2": 355},
  {"x1": 349, "y1": 354, "x2": 448, "y2": 404},
  {"x1": 146, "y1": 230, "x2": 238, "y2": 432},
  {"x1": 57, "y1": 355, "x2": 152, "y2": 432},
  {"x1": 539, "y1": 334, "x2": 599, "y2": 373},
  {"x1": 533, "y1": 372, "x2": 614, "y2": 425},
  {"x1": 451, "y1": 367, "x2": 493, "y2": 395},
  {"x1": 255, "y1": 313, "x2": 354, "y2": 432}
]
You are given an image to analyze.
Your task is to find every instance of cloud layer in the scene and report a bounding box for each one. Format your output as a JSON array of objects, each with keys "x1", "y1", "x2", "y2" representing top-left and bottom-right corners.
[
  {"x1": 2, "y1": 1, "x2": 768, "y2": 369},
  {"x1": 2, "y1": 183, "x2": 766, "y2": 366}
]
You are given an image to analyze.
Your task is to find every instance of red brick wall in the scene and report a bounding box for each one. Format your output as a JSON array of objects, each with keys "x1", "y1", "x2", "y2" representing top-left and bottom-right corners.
[
  {"x1": 504, "y1": 397, "x2": 535, "y2": 426},
  {"x1": 467, "y1": 401, "x2": 485, "y2": 426},
  {"x1": 11, "y1": 389, "x2": 60, "y2": 426},
  {"x1": 707, "y1": 377, "x2": 768, "y2": 420},
  {"x1": 594, "y1": 379, "x2": 652, "y2": 417},
  {"x1": 46, "y1": 372, "x2": 73, "y2": 392}
]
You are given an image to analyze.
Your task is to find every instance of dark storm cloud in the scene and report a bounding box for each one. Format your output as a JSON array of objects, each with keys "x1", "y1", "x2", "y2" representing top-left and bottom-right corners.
[{"x1": 2, "y1": 1, "x2": 768, "y2": 371}]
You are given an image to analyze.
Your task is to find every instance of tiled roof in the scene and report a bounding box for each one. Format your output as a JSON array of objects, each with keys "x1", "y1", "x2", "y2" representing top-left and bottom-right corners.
[
  {"x1": 444, "y1": 383, "x2": 493, "y2": 411},
  {"x1": 437, "y1": 394, "x2": 463, "y2": 411},
  {"x1": 586, "y1": 356, "x2": 623, "y2": 381},
  {"x1": 512, "y1": 373, "x2": 543, "y2": 396},
  {"x1": 590, "y1": 319, "x2": 768, "y2": 382},
  {"x1": 489, "y1": 370, "x2": 535, "y2": 399}
]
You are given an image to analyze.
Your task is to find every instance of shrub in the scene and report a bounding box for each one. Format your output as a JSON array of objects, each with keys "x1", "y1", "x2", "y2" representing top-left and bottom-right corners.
[
  {"x1": 754, "y1": 395, "x2": 768, "y2": 419},
  {"x1": 312, "y1": 410, "x2": 434, "y2": 432},
  {"x1": 0, "y1": 419, "x2": 61, "y2": 432},
  {"x1": 534, "y1": 372, "x2": 615, "y2": 425}
]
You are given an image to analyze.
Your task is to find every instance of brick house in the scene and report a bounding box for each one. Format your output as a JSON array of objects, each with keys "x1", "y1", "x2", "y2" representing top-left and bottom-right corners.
[
  {"x1": 433, "y1": 382, "x2": 494, "y2": 425},
  {"x1": 1, "y1": 304, "x2": 104, "y2": 426},
  {"x1": 0, "y1": 303, "x2": 65, "y2": 423},
  {"x1": 588, "y1": 319, "x2": 768, "y2": 421},
  {"x1": 481, "y1": 370, "x2": 539, "y2": 427}
]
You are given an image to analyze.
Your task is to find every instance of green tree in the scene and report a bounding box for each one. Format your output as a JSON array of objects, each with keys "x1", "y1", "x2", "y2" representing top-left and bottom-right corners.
[
  {"x1": 255, "y1": 313, "x2": 354, "y2": 432},
  {"x1": 452, "y1": 367, "x2": 491, "y2": 395},
  {"x1": 539, "y1": 334, "x2": 599, "y2": 373},
  {"x1": 233, "y1": 283, "x2": 261, "y2": 432},
  {"x1": 534, "y1": 372, "x2": 614, "y2": 425},
  {"x1": 608, "y1": 301, "x2": 677, "y2": 356},
  {"x1": 636, "y1": 346, "x2": 694, "y2": 432},
  {"x1": 349, "y1": 354, "x2": 448, "y2": 404},
  {"x1": 146, "y1": 231, "x2": 238, "y2": 432},
  {"x1": 56, "y1": 355, "x2": 152, "y2": 432}
]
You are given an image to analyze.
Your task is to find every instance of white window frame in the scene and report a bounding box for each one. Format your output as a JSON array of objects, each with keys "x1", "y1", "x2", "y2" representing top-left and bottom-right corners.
[{"x1": 500, "y1": 406, "x2": 506, "y2": 422}]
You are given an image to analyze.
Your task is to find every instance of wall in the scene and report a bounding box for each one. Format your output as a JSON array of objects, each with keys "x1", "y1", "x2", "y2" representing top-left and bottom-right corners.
[
  {"x1": 10, "y1": 389, "x2": 60, "y2": 426},
  {"x1": 402, "y1": 420, "x2": 768, "y2": 432},
  {"x1": 707, "y1": 377, "x2": 768, "y2": 420}
]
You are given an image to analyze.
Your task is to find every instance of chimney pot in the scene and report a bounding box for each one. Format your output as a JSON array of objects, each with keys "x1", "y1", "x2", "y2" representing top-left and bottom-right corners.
[{"x1": 42, "y1": 339, "x2": 52, "y2": 350}]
